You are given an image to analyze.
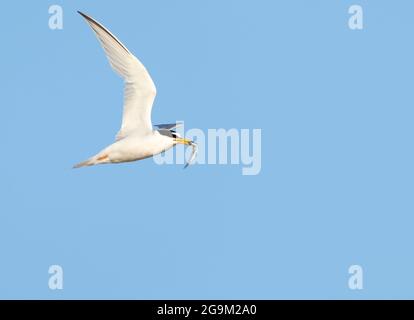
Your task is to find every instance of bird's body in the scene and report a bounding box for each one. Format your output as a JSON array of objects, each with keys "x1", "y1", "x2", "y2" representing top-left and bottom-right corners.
[
  {"x1": 74, "y1": 11, "x2": 197, "y2": 169},
  {"x1": 75, "y1": 131, "x2": 176, "y2": 168}
]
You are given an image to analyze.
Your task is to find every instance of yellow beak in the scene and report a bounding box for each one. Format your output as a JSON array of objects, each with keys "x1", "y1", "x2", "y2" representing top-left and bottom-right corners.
[{"x1": 174, "y1": 138, "x2": 192, "y2": 145}]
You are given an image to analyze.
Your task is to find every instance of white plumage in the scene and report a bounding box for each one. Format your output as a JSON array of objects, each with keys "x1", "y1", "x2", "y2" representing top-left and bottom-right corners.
[{"x1": 74, "y1": 11, "x2": 196, "y2": 169}]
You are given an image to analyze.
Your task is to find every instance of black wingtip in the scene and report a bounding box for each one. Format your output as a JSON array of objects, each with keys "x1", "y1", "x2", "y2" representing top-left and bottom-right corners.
[
  {"x1": 77, "y1": 11, "x2": 88, "y2": 19},
  {"x1": 77, "y1": 11, "x2": 93, "y2": 22}
]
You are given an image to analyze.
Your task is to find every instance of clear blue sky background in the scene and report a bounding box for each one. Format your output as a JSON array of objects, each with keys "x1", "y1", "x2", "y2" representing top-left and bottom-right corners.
[{"x1": 1, "y1": 0, "x2": 414, "y2": 299}]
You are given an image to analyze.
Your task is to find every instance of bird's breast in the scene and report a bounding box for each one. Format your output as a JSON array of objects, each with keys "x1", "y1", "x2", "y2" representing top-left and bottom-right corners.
[{"x1": 110, "y1": 134, "x2": 174, "y2": 162}]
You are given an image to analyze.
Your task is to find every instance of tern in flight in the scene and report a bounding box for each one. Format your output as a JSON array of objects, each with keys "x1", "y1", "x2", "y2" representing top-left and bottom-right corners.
[{"x1": 74, "y1": 11, "x2": 197, "y2": 169}]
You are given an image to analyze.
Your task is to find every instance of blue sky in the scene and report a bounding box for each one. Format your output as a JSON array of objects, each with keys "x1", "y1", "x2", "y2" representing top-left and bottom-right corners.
[{"x1": 1, "y1": 0, "x2": 414, "y2": 299}]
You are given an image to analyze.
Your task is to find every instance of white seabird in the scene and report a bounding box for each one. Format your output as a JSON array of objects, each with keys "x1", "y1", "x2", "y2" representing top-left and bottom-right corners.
[{"x1": 74, "y1": 11, "x2": 197, "y2": 169}]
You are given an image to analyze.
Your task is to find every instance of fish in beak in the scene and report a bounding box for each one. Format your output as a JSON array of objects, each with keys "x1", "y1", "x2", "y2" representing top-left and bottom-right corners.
[{"x1": 174, "y1": 138, "x2": 198, "y2": 168}]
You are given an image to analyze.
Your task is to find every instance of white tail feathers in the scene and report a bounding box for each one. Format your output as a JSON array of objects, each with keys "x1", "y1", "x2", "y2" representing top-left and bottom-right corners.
[
  {"x1": 73, "y1": 154, "x2": 109, "y2": 169},
  {"x1": 73, "y1": 158, "x2": 94, "y2": 169}
]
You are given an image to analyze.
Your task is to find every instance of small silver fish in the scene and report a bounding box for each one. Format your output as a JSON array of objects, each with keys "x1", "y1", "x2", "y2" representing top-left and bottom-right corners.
[{"x1": 184, "y1": 141, "x2": 198, "y2": 169}]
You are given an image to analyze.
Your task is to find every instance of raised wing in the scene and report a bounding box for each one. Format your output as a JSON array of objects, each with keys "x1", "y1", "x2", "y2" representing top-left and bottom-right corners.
[{"x1": 78, "y1": 11, "x2": 156, "y2": 139}]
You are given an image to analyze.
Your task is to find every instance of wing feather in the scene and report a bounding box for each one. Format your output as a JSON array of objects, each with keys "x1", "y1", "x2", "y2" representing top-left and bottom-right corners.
[{"x1": 78, "y1": 11, "x2": 156, "y2": 139}]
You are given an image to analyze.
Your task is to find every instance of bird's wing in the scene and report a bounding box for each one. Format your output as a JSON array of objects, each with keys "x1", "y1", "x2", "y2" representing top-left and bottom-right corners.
[{"x1": 78, "y1": 11, "x2": 156, "y2": 140}]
